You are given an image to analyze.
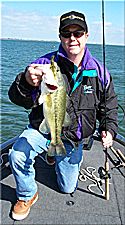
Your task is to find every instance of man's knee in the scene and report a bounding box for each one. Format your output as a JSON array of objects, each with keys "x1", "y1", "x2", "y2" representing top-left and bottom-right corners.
[
  {"x1": 9, "y1": 137, "x2": 29, "y2": 165},
  {"x1": 9, "y1": 147, "x2": 24, "y2": 164}
]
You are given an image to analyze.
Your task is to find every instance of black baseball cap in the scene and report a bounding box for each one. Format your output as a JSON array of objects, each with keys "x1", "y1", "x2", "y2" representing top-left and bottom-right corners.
[{"x1": 59, "y1": 11, "x2": 88, "y2": 32}]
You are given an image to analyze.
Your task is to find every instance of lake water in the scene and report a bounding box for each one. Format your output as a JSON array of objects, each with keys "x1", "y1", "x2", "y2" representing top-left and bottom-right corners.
[{"x1": 0, "y1": 40, "x2": 125, "y2": 143}]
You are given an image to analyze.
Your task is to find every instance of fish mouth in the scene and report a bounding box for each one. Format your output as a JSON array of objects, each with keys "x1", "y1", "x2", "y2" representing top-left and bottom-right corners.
[{"x1": 46, "y1": 83, "x2": 58, "y2": 90}]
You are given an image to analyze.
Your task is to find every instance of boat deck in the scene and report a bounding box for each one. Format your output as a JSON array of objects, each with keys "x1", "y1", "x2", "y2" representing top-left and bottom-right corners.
[{"x1": 0, "y1": 134, "x2": 125, "y2": 224}]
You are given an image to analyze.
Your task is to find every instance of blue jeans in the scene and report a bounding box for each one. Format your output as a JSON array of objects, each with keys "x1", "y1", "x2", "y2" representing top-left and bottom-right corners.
[{"x1": 9, "y1": 125, "x2": 83, "y2": 201}]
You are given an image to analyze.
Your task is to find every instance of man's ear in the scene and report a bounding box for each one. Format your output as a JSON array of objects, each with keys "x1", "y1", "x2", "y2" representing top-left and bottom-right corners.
[
  {"x1": 59, "y1": 34, "x2": 61, "y2": 40},
  {"x1": 85, "y1": 32, "x2": 89, "y2": 38}
]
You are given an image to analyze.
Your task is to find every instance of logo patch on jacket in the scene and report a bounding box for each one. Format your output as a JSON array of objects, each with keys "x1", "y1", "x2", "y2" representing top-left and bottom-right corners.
[{"x1": 83, "y1": 85, "x2": 94, "y2": 94}]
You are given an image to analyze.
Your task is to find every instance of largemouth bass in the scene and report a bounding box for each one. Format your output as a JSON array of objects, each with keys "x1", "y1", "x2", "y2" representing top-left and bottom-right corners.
[{"x1": 39, "y1": 56, "x2": 70, "y2": 156}]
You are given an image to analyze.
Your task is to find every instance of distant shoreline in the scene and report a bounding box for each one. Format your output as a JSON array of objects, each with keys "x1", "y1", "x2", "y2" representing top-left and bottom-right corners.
[
  {"x1": 1, "y1": 38, "x2": 124, "y2": 47},
  {"x1": 0, "y1": 38, "x2": 59, "y2": 43}
]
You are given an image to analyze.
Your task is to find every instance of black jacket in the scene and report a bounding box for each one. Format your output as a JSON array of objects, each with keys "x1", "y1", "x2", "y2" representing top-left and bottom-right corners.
[{"x1": 8, "y1": 45, "x2": 118, "y2": 143}]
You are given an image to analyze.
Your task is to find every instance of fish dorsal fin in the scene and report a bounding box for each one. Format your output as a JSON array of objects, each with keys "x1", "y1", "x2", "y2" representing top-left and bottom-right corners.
[{"x1": 50, "y1": 55, "x2": 57, "y2": 79}]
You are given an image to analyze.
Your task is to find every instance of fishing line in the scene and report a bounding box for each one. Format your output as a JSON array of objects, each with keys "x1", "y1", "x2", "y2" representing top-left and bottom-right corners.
[
  {"x1": 89, "y1": 22, "x2": 101, "y2": 45},
  {"x1": 118, "y1": 103, "x2": 125, "y2": 124},
  {"x1": 0, "y1": 153, "x2": 10, "y2": 169}
]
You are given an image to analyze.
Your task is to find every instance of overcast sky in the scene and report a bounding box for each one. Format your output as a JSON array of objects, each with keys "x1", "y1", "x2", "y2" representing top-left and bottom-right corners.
[{"x1": 1, "y1": 0, "x2": 124, "y2": 45}]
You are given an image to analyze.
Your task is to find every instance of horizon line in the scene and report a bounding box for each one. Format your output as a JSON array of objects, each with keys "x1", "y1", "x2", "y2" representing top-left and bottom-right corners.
[{"x1": 1, "y1": 37, "x2": 124, "y2": 47}]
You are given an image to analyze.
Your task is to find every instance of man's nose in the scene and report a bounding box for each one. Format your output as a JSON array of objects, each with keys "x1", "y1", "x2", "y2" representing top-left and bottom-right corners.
[{"x1": 70, "y1": 33, "x2": 76, "y2": 40}]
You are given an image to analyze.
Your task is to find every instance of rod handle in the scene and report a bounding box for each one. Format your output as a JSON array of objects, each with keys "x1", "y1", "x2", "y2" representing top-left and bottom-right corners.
[{"x1": 105, "y1": 161, "x2": 109, "y2": 200}]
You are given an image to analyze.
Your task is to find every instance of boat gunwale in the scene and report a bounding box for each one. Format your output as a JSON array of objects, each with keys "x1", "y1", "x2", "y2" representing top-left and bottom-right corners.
[{"x1": 0, "y1": 133, "x2": 125, "y2": 152}]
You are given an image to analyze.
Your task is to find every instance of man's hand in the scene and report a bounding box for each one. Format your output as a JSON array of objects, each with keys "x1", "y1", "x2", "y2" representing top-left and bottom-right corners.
[
  {"x1": 25, "y1": 64, "x2": 44, "y2": 87},
  {"x1": 101, "y1": 131, "x2": 113, "y2": 148},
  {"x1": 25, "y1": 64, "x2": 52, "y2": 87}
]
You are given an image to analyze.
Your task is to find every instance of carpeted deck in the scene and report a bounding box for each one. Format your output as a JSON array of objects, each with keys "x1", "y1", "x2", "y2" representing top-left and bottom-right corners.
[{"x1": 0, "y1": 135, "x2": 125, "y2": 224}]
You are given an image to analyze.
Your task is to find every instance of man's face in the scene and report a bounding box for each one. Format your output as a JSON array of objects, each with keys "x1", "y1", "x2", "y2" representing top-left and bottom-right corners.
[{"x1": 59, "y1": 25, "x2": 89, "y2": 57}]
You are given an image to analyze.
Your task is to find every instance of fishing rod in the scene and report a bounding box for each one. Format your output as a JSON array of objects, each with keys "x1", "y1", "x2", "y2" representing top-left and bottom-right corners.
[{"x1": 102, "y1": 0, "x2": 110, "y2": 200}]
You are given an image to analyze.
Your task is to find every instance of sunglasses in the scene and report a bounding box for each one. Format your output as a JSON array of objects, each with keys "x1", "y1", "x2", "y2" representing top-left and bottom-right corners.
[{"x1": 60, "y1": 30, "x2": 85, "y2": 38}]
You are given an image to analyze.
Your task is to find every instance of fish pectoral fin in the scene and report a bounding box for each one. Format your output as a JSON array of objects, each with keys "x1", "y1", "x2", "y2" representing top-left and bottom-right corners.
[
  {"x1": 39, "y1": 119, "x2": 49, "y2": 133},
  {"x1": 63, "y1": 112, "x2": 71, "y2": 127},
  {"x1": 38, "y1": 94, "x2": 44, "y2": 105}
]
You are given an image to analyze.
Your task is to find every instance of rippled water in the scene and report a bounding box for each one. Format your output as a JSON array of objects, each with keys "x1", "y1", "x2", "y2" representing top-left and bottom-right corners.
[{"x1": 1, "y1": 40, "x2": 125, "y2": 143}]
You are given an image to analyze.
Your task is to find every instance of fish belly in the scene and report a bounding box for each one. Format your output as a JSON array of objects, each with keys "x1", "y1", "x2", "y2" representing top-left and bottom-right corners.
[{"x1": 44, "y1": 86, "x2": 66, "y2": 156}]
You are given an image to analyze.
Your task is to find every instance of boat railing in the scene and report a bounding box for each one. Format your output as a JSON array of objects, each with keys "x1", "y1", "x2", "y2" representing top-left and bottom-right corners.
[
  {"x1": 0, "y1": 136, "x2": 19, "y2": 152},
  {"x1": 0, "y1": 132, "x2": 125, "y2": 152},
  {"x1": 115, "y1": 133, "x2": 125, "y2": 146}
]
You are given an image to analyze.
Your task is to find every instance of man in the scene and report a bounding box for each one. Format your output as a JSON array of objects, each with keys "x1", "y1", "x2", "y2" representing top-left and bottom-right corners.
[{"x1": 8, "y1": 11, "x2": 118, "y2": 220}]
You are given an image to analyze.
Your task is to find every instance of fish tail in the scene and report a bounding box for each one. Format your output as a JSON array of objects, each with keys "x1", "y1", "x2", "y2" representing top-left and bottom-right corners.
[
  {"x1": 55, "y1": 140, "x2": 66, "y2": 156},
  {"x1": 47, "y1": 140, "x2": 66, "y2": 156},
  {"x1": 47, "y1": 143, "x2": 56, "y2": 156}
]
